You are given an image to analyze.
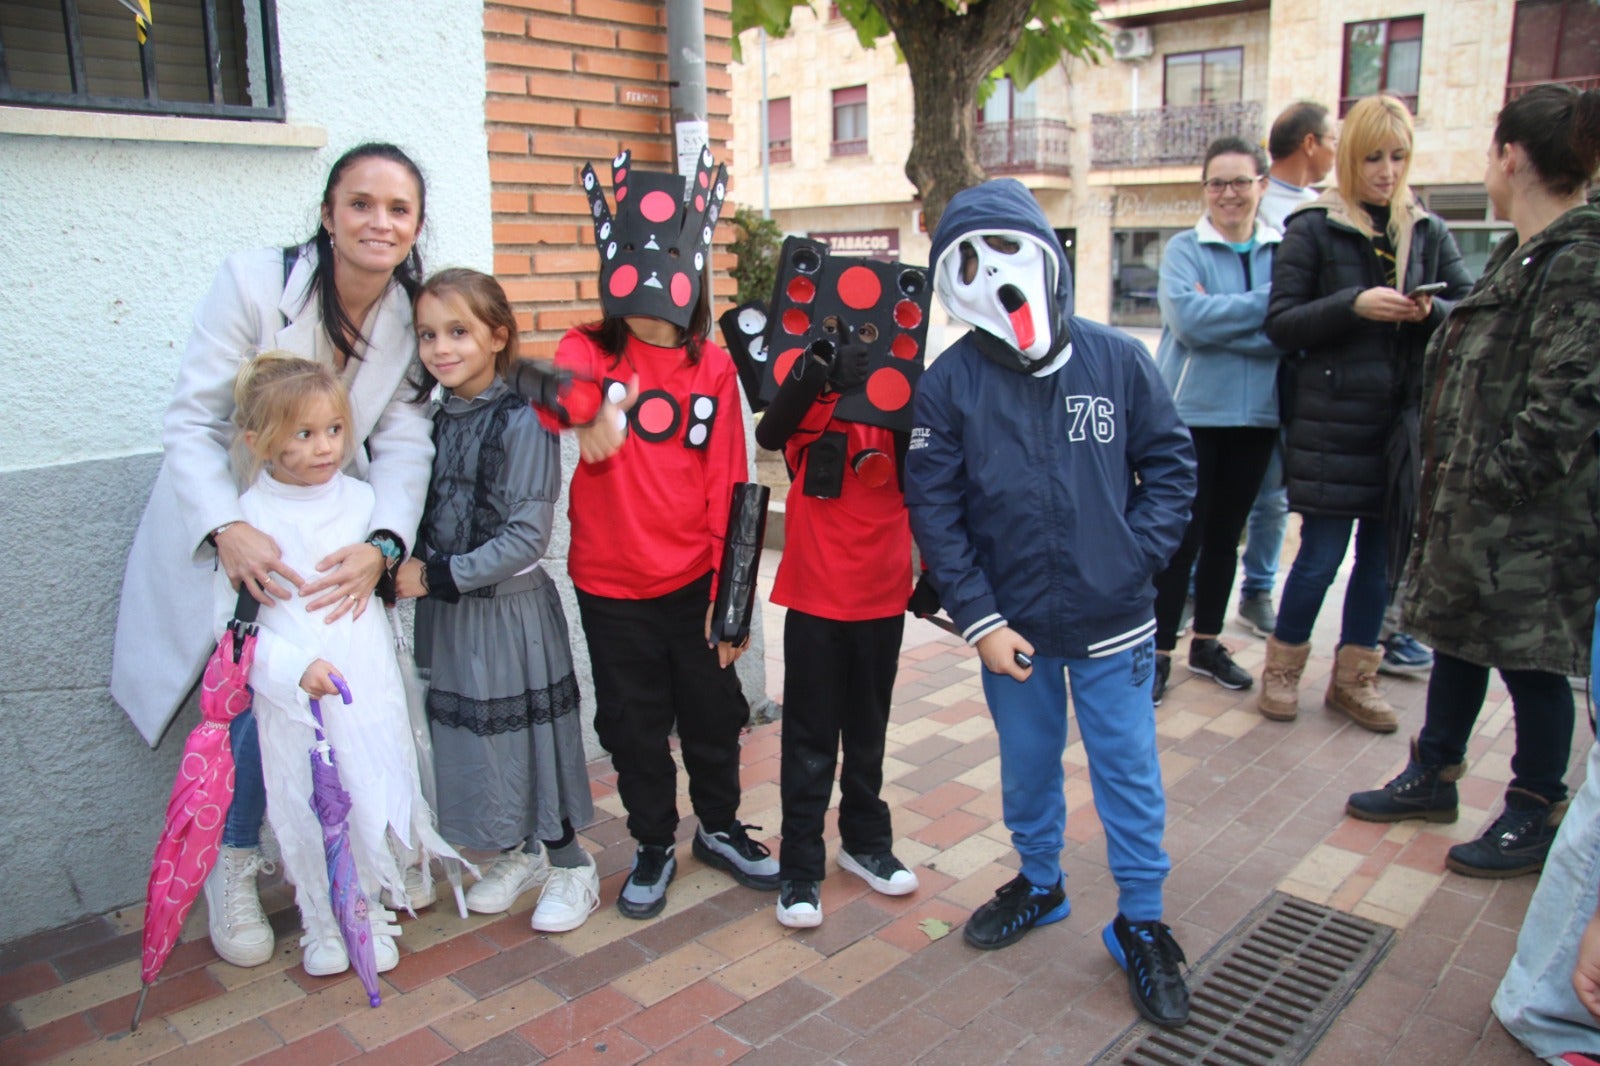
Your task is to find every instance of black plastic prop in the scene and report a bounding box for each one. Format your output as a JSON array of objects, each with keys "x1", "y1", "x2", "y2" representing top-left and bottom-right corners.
[{"x1": 708, "y1": 482, "x2": 771, "y2": 646}]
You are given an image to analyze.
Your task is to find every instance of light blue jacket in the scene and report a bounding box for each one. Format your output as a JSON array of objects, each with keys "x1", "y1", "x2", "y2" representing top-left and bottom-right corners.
[{"x1": 1154, "y1": 216, "x2": 1283, "y2": 428}]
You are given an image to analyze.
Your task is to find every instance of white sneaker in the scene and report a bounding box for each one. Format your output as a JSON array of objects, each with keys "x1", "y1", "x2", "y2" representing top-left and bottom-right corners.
[
  {"x1": 531, "y1": 856, "x2": 601, "y2": 933},
  {"x1": 372, "y1": 933, "x2": 399, "y2": 973},
  {"x1": 204, "y1": 846, "x2": 276, "y2": 967},
  {"x1": 464, "y1": 844, "x2": 549, "y2": 914},
  {"x1": 382, "y1": 865, "x2": 436, "y2": 913},
  {"x1": 301, "y1": 934, "x2": 348, "y2": 977}
]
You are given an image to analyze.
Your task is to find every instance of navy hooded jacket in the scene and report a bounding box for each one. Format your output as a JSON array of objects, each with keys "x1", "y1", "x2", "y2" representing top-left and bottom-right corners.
[{"x1": 905, "y1": 179, "x2": 1196, "y2": 660}]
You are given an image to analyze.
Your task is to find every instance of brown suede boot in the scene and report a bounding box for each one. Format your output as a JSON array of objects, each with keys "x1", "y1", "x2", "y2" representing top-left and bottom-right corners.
[
  {"x1": 1258, "y1": 636, "x2": 1310, "y2": 721},
  {"x1": 1326, "y1": 644, "x2": 1398, "y2": 732}
]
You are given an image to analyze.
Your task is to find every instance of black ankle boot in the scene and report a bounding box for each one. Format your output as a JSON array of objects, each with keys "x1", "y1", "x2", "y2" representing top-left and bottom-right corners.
[
  {"x1": 1445, "y1": 788, "x2": 1566, "y2": 878},
  {"x1": 1346, "y1": 737, "x2": 1464, "y2": 823}
]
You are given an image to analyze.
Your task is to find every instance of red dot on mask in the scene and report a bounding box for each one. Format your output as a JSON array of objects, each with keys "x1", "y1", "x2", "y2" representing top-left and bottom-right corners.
[
  {"x1": 786, "y1": 277, "x2": 816, "y2": 304},
  {"x1": 894, "y1": 299, "x2": 923, "y2": 329},
  {"x1": 838, "y1": 265, "x2": 882, "y2": 310},
  {"x1": 608, "y1": 264, "x2": 639, "y2": 298},
  {"x1": 616, "y1": 183, "x2": 628, "y2": 202},
  {"x1": 782, "y1": 309, "x2": 810, "y2": 335},
  {"x1": 638, "y1": 395, "x2": 675, "y2": 435},
  {"x1": 698, "y1": 171, "x2": 709, "y2": 188},
  {"x1": 640, "y1": 189, "x2": 676, "y2": 223},
  {"x1": 866, "y1": 366, "x2": 911, "y2": 411},
  {"x1": 890, "y1": 334, "x2": 919, "y2": 360},
  {"x1": 773, "y1": 348, "x2": 802, "y2": 384},
  {"x1": 695, "y1": 194, "x2": 706, "y2": 212},
  {"x1": 670, "y1": 272, "x2": 692, "y2": 307}
]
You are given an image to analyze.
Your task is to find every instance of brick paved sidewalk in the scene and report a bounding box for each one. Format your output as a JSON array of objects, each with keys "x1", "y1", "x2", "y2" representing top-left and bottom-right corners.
[{"x1": 1, "y1": 549, "x2": 1579, "y2": 1065}]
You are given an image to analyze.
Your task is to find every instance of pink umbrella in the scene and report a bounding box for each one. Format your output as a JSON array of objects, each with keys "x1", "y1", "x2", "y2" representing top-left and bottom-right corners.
[
  {"x1": 131, "y1": 596, "x2": 259, "y2": 1030},
  {"x1": 309, "y1": 678, "x2": 383, "y2": 1008}
]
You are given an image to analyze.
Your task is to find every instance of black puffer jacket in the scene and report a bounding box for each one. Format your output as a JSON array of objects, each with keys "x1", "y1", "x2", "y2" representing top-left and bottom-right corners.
[{"x1": 1266, "y1": 193, "x2": 1472, "y2": 518}]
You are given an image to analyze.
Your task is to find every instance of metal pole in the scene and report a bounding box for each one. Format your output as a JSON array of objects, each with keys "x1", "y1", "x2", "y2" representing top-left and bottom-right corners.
[
  {"x1": 666, "y1": 0, "x2": 708, "y2": 181},
  {"x1": 760, "y1": 29, "x2": 771, "y2": 219}
]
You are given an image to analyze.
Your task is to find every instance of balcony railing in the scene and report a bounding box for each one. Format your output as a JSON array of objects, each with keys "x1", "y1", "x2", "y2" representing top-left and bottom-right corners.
[
  {"x1": 1506, "y1": 75, "x2": 1600, "y2": 102},
  {"x1": 978, "y1": 118, "x2": 1073, "y2": 177},
  {"x1": 1090, "y1": 101, "x2": 1263, "y2": 168}
]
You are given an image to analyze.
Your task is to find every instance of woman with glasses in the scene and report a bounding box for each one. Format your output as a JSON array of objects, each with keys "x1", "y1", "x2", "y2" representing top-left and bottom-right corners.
[
  {"x1": 1257, "y1": 95, "x2": 1471, "y2": 730},
  {"x1": 1149, "y1": 136, "x2": 1282, "y2": 704}
]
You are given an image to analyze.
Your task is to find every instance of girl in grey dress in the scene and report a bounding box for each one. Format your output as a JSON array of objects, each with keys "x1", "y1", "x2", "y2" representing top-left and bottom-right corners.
[{"x1": 396, "y1": 269, "x2": 597, "y2": 933}]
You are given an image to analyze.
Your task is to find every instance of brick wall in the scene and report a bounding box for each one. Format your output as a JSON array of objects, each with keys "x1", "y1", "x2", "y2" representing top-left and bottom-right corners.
[{"x1": 484, "y1": 0, "x2": 736, "y2": 358}]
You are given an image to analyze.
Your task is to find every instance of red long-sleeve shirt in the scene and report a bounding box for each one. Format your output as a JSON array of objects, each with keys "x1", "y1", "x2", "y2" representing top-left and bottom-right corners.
[
  {"x1": 770, "y1": 394, "x2": 912, "y2": 621},
  {"x1": 554, "y1": 328, "x2": 748, "y2": 601}
]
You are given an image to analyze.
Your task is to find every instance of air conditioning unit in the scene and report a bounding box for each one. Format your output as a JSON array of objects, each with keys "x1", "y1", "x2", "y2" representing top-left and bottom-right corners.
[{"x1": 1111, "y1": 27, "x2": 1153, "y2": 61}]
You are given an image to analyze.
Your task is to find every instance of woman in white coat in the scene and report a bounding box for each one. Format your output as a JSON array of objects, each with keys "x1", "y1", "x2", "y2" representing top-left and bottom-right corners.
[{"x1": 111, "y1": 143, "x2": 434, "y2": 968}]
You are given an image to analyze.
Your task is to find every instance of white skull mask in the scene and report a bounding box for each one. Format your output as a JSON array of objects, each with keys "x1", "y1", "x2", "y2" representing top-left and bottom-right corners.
[{"x1": 934, "y1": 229, "x2": 1059, "y2": 366}]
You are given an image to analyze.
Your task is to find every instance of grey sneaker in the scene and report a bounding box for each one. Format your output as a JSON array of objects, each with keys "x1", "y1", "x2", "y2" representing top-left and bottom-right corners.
[
  {"x1": 617, "y1": 844, "x2": 676, "y2": 919},
  {"x1": 1235, "y1": 593, "x2": 1276, "y2": 638},
  {"x1": 693, "y1": 823, "x2": 780, "y2": 890},
  {"x1": 838, "y1": 849, "x2": 918, "y2": 896}
]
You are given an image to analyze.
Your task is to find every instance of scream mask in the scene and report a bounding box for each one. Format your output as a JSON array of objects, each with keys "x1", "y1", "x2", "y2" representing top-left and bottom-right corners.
[
  {"x1": 583, "y1": 145, "x2": 727, "y2": 330},
  {"x1": 933, "y1": 229, "x2": 1064, "y2": 372}
]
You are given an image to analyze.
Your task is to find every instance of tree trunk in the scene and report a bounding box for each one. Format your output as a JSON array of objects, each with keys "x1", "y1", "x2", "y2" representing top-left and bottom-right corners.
[{"x1": 873, "y1": 0, "x2": 1033, "y2": 233}]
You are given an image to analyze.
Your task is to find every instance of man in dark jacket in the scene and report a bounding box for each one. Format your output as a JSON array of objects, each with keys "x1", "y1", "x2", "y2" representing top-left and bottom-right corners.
[{"x1": 905, "y1": 179, "x2": 1197, "y2": 1029}]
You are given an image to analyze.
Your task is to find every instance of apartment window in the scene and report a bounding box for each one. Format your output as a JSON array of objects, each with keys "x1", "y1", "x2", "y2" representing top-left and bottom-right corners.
[
  {"x1": 0, "y1": 0, "x2": 283, "y2": 119},
  {"x1": 1341, "y1": 17, "x2": 1422, "y2": 116},
  {"x1": 1506, "y1": 0, "x2": 1600, "y2": 100},
  {"x1": 765, "y1": 97, "x2": 792, "y2": 164},
  {"x1": 977, "y1": 77, "x2": 1038, "y2": 124},
  {"x1": 832, "y1": 85, "x2": 867, "y2": 156},
  {"x1": 1163, "y1": 47, "x2": 1243, "y2": 108}
]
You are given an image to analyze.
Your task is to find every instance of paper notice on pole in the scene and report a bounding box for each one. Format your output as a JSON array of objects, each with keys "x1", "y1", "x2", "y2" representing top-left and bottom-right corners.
[{"x1": 675, "y1": 119, "x2": 709, "y2": 181}]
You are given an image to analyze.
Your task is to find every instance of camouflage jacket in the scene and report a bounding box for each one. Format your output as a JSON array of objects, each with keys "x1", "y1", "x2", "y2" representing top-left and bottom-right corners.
[{"x1": 1403, "y1": 204, "x2": 1600, "y2": 675}]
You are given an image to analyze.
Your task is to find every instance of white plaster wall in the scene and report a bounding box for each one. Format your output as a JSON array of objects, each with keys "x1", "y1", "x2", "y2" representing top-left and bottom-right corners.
[{"x1": 0, "y1": 0, "x2": 494, "y2": 473}]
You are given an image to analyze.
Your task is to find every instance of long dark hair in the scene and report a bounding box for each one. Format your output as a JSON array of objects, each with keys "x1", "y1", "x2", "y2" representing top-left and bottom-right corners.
[
  {"x1": 301, "y1": 142, "x2": 427, "y2": 366},
  {"x1": 581, "y1": 286, "x2": 713, "y2": 369},
  {"x1": 1495, "y1": 84, "x2": 1600, "y2": 198}
]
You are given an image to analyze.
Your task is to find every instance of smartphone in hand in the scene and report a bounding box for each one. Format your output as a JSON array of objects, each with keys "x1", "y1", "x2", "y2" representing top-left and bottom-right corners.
[{"x1": 1407, "y1": 281, "x2": 1448, "y2": 298}]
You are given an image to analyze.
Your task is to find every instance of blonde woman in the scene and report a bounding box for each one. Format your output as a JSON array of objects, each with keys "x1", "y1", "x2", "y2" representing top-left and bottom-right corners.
[{"x1": 1257, "y1": 95, "x2": 1472, "y2": 730}]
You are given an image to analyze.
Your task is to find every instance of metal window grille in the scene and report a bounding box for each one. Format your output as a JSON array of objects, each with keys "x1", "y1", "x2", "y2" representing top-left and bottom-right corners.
[{"x1": 0, "y1": 0, "x2": 284, "y2": 120}]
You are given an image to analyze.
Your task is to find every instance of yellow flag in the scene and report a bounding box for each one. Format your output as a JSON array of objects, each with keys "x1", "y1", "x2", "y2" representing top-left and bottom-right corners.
[{"x1": 111, "y1": 0, "x2": 153, "y2": 44}]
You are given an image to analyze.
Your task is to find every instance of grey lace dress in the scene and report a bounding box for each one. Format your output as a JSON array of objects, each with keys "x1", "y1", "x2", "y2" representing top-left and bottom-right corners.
[{"x1": 414, "y1": 378, "x2": 593, "y2": 849}]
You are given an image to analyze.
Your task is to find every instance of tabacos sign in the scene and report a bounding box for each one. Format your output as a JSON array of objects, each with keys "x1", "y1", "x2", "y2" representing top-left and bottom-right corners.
[{"x1": 808, "y1": 229, "x2": 900, "y2": 262}]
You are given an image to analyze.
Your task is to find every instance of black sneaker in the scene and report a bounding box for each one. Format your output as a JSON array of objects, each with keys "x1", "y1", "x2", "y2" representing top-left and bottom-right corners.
[
  {"x1": 776, "y1": 879, "x2": 822, "y2": 928},
  {"x1": 838, "y1": 849, "x2": 918, "y2": 896},
  {"x1": 1152, "y1": 655, "x2": 1171, "y2": 706},
  {"x1": 1103, "y1": 914, "x2": 1190, "y2": 1028},
  {"x1": 963, "y1": 873, "x2": 1070, "y2": 950},
  {"x1": 1188, "y1": 638, "x2": 1253, "y2": 691},
  {"x1": 1345, "y1": 738, "x2": 1462, "y2": 824},
  {"x1": 694, "y1": 823, "x2": 781, "y2": 890},
  {"x1": 1445, "y1": 790, "x2": 1564, "y2": 878},
  {"x1": 1235, "y1": 593, "x2": 1277, "y2": 638},
  {"x1": 617, "y1": 844, "x2": 676, "y2": 919}
]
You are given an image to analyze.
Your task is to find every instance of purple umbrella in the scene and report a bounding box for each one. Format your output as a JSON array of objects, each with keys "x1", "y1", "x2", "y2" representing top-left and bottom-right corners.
[{"x1": 308, "y1": 677, "x2": 382, "y2": 1008}]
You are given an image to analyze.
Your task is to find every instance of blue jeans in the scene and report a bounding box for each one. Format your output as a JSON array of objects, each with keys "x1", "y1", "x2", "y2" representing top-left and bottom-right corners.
[
  {"x1": 1241, "y1": 446, "x2": 1287, "y2": 598},
  {"x1": 1273, "y1": 514, "x2": 1389, "y2": 648},
  {"x1": 221, "y1": 709, "x2": 266, "y2": 849},
  {"x1": 979, "y1": 641, "x2": 1169, "y2": 921}
]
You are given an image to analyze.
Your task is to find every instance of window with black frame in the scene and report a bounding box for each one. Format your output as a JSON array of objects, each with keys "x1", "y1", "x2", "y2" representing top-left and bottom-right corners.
[{"x1": 0, "y1": 0, "x2": 283, "y2": 120}]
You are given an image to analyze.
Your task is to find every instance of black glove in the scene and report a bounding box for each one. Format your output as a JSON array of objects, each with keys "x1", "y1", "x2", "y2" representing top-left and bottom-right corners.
[
  {"x1": 907, "y1": 574, "x2": 941, "y2": 618},
  {"x1": 506, "y1": 358, "x2": 572, "y2": 419},
  {"x1": 825, "y1": 341, "x2": 870, "y2": 393}
]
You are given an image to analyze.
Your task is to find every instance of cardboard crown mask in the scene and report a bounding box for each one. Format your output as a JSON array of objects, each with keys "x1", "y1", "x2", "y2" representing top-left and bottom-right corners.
[{"x1": 583, "y1": 146, "x2": 727, "y2": 330}]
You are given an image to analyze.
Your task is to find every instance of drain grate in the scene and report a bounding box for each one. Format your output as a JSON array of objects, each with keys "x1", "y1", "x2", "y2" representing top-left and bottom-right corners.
[{"x1": 1091, "y1": 891, "x2": 1394, "y2": 1066}]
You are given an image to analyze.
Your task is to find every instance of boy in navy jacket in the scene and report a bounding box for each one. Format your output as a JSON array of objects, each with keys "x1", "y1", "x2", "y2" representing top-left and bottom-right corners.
[{"x1": 905, "y1": 179, "x2": 1197, "y2": 1028}]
